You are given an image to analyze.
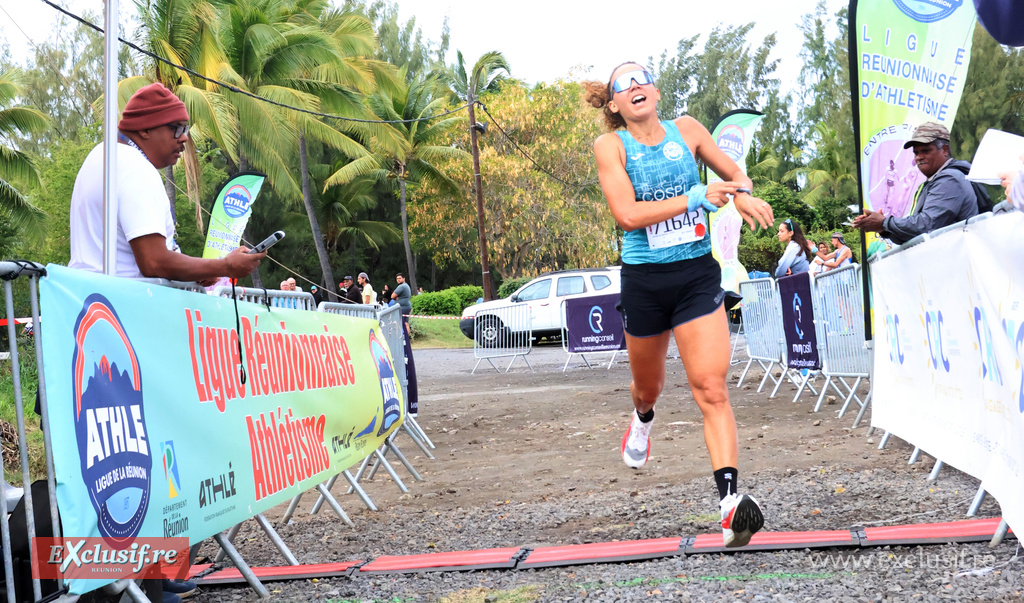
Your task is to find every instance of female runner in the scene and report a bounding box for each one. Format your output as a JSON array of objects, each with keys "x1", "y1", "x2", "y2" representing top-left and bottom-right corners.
[{"x1": 587, "y1": 62, "x2": 773, "y2": 547}]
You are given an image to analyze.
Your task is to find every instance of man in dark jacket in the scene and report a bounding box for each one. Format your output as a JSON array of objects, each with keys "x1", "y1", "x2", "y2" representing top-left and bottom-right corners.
[
  {"x1": 853, "y1": 122, "x2": 978, "y2": 245},
  {"x1": 342, "y1": 275, "x2": 362, "y2": 304}
]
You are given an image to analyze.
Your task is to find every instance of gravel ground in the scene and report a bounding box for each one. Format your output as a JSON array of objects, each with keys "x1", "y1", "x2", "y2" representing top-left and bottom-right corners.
[{"x1": 188, "y1": 342, "x2": 1022, "y2": 603}]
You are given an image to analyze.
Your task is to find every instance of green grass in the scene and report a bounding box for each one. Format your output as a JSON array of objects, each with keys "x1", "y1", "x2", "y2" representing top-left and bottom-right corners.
[
  {"x1": 409, "y1": 317, "x2": 473, "y2": 350},
  {"x1": 1, "y1": 338, "x2": 47, "y2": 483}
]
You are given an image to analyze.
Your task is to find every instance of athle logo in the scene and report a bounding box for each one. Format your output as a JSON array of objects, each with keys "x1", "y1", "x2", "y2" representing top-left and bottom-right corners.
[
  {"x1": 716, "y1": 125, "x2": 745, "y2": 162},
  {"x1": 72, "y1": 294, "x2": 151, "y2": 547},
  {"x1": 892, "y1": 0, "x2": 963, "y2": 23},
  {"x1": 368, "y1": 330, "x2": 401, "y2": 437}
]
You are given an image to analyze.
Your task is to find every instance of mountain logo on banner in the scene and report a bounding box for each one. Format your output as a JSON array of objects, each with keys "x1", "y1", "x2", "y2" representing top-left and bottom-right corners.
[
  {"x1": 892, "y1": 0, "x2": 963, "y2": 23},
  {"x1": 71, "y1": 294, "x2": 151, "y2": 548},
  {"x1": 369, "y1": 330, "x2": 401, "y2": 437},
  {"x1": 222, "y1": 185, "x2": 253, "y2": 218},
  {"x1": 716, "y1": 125, "x2": 745, "y2": 162}
]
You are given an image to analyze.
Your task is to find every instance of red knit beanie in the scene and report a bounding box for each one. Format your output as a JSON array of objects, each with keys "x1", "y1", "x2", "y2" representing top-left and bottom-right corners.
[{"x1": 117, "y1": 83, "x2": 189, "y2": 132}]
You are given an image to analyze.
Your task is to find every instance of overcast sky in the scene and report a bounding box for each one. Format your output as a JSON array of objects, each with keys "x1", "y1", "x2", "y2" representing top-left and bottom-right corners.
[{"x1": 2, "y1": 0, "x2": 843, "y2": 95}]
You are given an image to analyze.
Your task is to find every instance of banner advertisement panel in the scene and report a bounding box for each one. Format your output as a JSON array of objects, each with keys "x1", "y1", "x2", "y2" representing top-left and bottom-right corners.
[
  {"x1": 565, "y1": 293, "x2": 626, "y2": 354},
  {"x1": 850, "y1": 0, "x2": 977, "y2": 220},
  {"x1": 871, "y1": 210, "x2": 1024, "y2": 541},
  {"x1": 40, "y1": 265, "x2": 403, "y2": 593},
  {"x1": 706, "y1": 109, "x2": 763, "y2": 294},
  {"x1": 778, "y1": 272, "x2": 821, "y2": 370},
  {"x1": 202, "y1": 171, "x2": 266, "y2": 259}
]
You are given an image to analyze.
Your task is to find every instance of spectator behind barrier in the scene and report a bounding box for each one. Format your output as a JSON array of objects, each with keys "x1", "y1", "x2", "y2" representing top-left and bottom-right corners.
[
  {"x1": 69, "y1": 82, "x2": 264, "y2": 283},
  {"x1": 774, "y1": 218, "x2": 812, "y2": 278},
  {"x1": 853, "y1": 121, "x2": 978, "y2": 244}
]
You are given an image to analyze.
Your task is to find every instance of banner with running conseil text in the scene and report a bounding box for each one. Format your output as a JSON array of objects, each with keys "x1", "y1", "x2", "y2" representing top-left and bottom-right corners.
[
  {"x1": 40, "y1": 265, "x2": 404, "y2": 594},
  {"x1": 871, "y1": 210, "x2": 1024, "y2": 541},
  {"x1": 706, "y1": 109, "x2": 762, "y2": 294},
  {"x1": 851, "y1": 0, "x2": 977, "y2": 220}
]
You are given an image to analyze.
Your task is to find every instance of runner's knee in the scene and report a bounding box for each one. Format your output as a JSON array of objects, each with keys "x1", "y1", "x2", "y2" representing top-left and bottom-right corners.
[{"x1": 631, "y1": 380, "x2": 663, "y2": 407}]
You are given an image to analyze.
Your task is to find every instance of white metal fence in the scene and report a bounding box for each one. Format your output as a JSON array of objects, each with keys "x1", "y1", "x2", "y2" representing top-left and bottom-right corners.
[
  {"x1": 811, "y1": 263, "x2": 870, "y2": 425},
  {"x1": 471, "y1": 302, "x2": 533, "y2": 373},
  {"x1": 736, "y1": 277, "x2": 785, "y2": 393},
  {"x1": 212, "y1": 284, "x2": 316, "y2": 310}
]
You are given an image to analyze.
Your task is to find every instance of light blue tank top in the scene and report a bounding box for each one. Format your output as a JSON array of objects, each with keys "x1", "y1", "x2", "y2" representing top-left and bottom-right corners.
[
  {"x1": 616, "y1": 120, "x2": 711, "y2": 264},
  {"x1": 835, "y1": 244, "x2": 852, "y2": 268}
]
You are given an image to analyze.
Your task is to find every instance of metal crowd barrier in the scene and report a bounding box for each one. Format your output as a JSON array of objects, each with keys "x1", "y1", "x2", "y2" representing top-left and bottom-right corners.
[
  {"x1": 810, "y1": 264, "x2": 870, "y2": 426},
  {"x1": 0, "y1": 265, "x2": 435, "y2": 602},
  {"x1": 212, "y1": 285, "x2": 316, "y2": 310},
  {"x1": 735, "y1": 277, "x2": 785, "y2": 393},
  {"x1": 471, "y1": 302, "x2": 533, "y2": 374}
]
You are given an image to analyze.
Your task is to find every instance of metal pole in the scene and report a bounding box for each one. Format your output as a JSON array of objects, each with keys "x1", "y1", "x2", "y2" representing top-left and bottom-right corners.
[
  {"x1": 468, "y1": 93, "x2": 494, "y2": 301},
  {"x1": 213, "y1": 532, "x2": 270, "y2": 598},
  {"x1": 4, "y1": 282, "x2": 40, "y2": 602},
  {"x1": 103, "y1": 0, "x2": 120, "y2": 275}
]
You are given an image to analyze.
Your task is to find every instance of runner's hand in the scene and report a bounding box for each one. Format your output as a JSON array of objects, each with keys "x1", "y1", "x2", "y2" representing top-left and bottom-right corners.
[
  {"x1": 685, "y1": 184, "x2": 719, "y2": 213},
  {"x1": 706, "y1": 181, "x2": 741, "y2": 208},
  {"x1": 732, "y1": 190, "x2": 773, "y2": 231}
]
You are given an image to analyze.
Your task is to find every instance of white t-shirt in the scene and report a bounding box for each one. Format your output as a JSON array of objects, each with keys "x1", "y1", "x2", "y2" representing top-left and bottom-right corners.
[{"x1": 69, "y1": 142, "x2": 177, "y2": 278}]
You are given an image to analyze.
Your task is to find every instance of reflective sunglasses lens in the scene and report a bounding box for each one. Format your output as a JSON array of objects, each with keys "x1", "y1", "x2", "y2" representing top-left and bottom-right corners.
[
  {"x1": 611, "y1": 70, "x2": 653, "y2": 93},
  {"x1": 171, "y1": 124, "x2": 190, "y2": 138}
]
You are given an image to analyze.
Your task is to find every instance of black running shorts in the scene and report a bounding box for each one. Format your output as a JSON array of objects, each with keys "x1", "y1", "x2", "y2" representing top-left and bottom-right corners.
[{"x1": 616, "y1": 253, "x2": 725, "y2": 338}]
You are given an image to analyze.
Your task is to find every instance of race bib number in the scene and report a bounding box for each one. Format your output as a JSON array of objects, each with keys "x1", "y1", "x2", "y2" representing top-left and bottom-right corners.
[{"x1": 647, "y1": 209, "x2": 707, "y2": 249}]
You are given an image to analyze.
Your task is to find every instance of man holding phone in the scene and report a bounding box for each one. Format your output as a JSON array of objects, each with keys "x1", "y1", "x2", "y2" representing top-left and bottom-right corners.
[{"x1": 70, "y1": 82, "x2": 265, "y2": 283}]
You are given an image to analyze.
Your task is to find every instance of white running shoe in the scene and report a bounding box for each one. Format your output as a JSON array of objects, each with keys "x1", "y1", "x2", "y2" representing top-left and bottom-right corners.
[
  {"x1": 720, "y1": 493, "x2": 764, "y2": 547},
  {"x1": 621, "y1": 411, "x2": 652, "y2": 469}
]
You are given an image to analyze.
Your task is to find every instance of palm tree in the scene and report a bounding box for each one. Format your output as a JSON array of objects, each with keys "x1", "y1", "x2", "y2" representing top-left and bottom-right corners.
[
  {"x1": 129, "y1": 0, "x2": 241, "y2": 230},
  {"x1": 324, "y1": 74, "x2": 469, "y2": 293},
  {"x1": 0, "y1": 69, "x2": 49, "y2": 238},
  {"x1": 433, "y1": 50, "x2": 510, "y2": 300},
  {"x1": 784, "y1": 123, "x2": 857, "y2": 206}
]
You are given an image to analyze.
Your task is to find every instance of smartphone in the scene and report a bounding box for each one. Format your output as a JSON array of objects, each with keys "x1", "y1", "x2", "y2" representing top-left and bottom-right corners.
[{"x1": 249, "y1": 231, "x2": 285, "y2": 254}]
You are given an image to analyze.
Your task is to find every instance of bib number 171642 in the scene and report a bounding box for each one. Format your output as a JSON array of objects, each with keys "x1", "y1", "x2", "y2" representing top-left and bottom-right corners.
[{"x1": 646, "y1": 209, "x2": 707, "y2": 249}]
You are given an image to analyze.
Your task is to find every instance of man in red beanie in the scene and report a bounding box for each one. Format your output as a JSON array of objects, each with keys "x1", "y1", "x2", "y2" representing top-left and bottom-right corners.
[{"x1": 69, "y1": 82, "x2": 264, "y2": 282}]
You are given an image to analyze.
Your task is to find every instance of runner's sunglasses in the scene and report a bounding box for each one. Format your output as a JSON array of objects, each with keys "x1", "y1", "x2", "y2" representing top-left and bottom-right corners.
[{"x1": 610, "y1": 69, "x2": 655, "y2": 94}]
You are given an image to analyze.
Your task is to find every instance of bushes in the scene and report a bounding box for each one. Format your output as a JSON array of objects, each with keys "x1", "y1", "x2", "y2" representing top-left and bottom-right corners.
[
  {"x1": 497, "y1": 277, "x2": 531, "y2": 299},
  {"x1": 411, "y1": 291, "x2": 461, "y2": 316},
  {"x1": 447, "y1": 285, "x2": 483, "y2": 312},
  {"x1": 410, "y1": 285, "x2": 484, "y2": 316}
]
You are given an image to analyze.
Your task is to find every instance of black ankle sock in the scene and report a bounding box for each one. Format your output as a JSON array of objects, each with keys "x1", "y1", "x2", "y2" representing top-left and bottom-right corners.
[
  {"x1": 714, "y1": 467, "x2": 738, "y2": 501},
  {"x1": 636, "y1": 408, "x2": 654, "y2": 423}
]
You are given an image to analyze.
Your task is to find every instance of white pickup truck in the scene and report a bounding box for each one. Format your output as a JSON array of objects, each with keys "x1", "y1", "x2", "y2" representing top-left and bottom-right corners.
[{"x1": 459, "y1": 267, "x2": 621, "y2": 346}]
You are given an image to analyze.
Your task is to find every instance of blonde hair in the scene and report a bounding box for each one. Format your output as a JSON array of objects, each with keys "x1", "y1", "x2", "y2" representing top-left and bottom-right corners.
[{"x1": 583, "y1": 61, "x2": 645, "y2": 131}]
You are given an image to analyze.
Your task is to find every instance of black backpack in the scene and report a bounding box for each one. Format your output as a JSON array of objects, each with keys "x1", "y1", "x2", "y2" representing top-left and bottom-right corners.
[{"x1": 945, "y1": 163, "x2": 994, "y2": 213}]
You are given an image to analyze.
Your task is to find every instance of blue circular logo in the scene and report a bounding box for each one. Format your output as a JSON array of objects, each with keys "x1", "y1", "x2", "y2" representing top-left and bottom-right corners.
[
  {"x1": 588, "y1": 306, "x2": 604, "y2": 334},
  {"x1": 892, "y1": 0, "x2": 963, "y2": 23},
  {"x1": 71, "y1": 294, "x2": 151, "y2": 548},
  {"x1": 222, "y1": 185, "x2": 252, "y2": 218}
]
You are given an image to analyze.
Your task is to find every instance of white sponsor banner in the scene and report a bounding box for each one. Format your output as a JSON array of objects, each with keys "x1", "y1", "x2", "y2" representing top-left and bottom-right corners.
[{"x1": 872, "y1": 210, "x2": 1024, "y2": 537}]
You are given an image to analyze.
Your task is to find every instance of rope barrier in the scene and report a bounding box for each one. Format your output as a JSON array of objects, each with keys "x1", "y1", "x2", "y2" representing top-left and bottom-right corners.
[{"x1": 406, "y1": 314, "x2": 462, "y2": 320}]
